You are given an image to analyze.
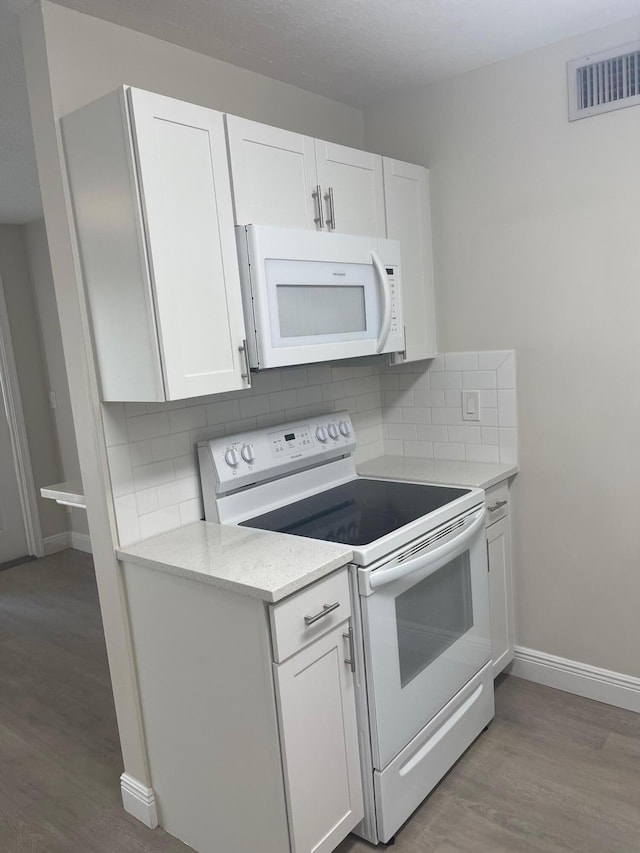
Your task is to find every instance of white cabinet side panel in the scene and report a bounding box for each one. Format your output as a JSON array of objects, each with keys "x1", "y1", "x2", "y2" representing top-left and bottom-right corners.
[
  {"x1": 274, "y1": 623, "x2": 364, "y2": 853},
  {"x1": 129, "y1": 89, "x2": 246, "y2": 399},
  {"x1": 122, "y1": 562, "x2": 290, "y2": 853},
  {"x1": 226, "y1": 115, "x2": 318, "y2": 229},
  {"x1": 383, "y1": 158, "x2": 437, "y2": 362},
  {"x1": 315, "y1": 141, "x2": 386, "y2": 237},
  {"x1": 488, "y1": 515, "x2": 515, "y2": 676},
  {"x1": 62, "y1": 89, "x2": 164, "y2": 402}
]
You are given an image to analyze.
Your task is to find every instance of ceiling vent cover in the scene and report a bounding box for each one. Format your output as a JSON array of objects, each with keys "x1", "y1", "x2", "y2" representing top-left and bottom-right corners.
[{"x1": 568, "y1": 42, "x2": 640, "y2": 121}]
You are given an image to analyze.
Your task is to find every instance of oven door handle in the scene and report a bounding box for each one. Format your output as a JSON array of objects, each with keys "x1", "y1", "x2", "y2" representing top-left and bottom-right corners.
[{"x1": 368, "y1": 507, "x2": 486, "y2": 590}]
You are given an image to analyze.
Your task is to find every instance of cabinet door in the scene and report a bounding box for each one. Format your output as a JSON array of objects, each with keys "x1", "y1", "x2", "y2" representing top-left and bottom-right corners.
[
  {"x1": 315, "y1": 141, "x2": 386, "y2": 237},
  {"x1": 129, "y1": 89, "x2": 248, "y2": 399},
  {"x1": 225, "y1": 115, "x2": 319, "y2": 229},
  {"x1": 384, "y1": 158, "x2": 437, "y2": 363},
  {"x1": 487, "y1": 515, "x2": 515, "y2": 676},
  {"x1": 274, "y1": 622, "x2": 364, "y2": 853}
]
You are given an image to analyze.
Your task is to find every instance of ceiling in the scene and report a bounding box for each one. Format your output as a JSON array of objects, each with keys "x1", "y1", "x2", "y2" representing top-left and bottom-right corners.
[{"x1": 3, "y1": 0, "x2": 640, "y2": 224}]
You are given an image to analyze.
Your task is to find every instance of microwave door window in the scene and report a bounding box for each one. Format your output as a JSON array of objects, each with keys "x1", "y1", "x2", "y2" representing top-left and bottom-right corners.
[{"x1": 276, "y1": 284, "x2": 366, "y2": 338}]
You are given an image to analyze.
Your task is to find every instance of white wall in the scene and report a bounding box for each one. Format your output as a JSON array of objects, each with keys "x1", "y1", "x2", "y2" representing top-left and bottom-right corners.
[
  {"x1": 24, "y1": 219, "x2": 89, "y2": 540},
  {"x1": 364, "y1": 16, "x2": 640, "y2": 678},
  {"x1": 0, "y1": 224, "x2": 67, "y2": 542},
  {"x1": 21, "y1": 0, "x2": 366, "y2": 798}
]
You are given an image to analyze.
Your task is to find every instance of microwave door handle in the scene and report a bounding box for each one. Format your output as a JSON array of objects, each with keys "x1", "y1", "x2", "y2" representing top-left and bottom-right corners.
[
  {"x1": 368, "y1": 508, "x2": 486, "y2": 591},
  {"x1": 372, "y1": 251, "x2": 392, "y2": 353}
]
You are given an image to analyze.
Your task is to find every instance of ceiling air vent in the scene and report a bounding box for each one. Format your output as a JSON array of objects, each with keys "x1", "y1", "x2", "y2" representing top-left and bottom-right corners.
[{"x1": 568, "y1": 42, "x2": 640, "y2": 121}]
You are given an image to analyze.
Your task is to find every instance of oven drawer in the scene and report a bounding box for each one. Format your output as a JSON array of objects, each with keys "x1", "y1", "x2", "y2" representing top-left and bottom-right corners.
[
  {"x1": 485, "y1": 481, "x2": 509, "y2": 526},
  {"x1": 270, "y1": 568, "x2": 351, "y2": 662}
]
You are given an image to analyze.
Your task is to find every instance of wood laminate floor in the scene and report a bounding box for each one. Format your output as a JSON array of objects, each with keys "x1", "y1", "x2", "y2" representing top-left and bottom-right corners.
[{"x1": 1, "y1": 550, "x2": 639, "y2": 853}]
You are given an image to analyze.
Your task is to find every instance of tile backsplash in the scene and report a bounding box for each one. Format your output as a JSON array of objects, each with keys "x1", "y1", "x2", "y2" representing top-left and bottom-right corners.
[
  {"x1": 102, "y1": 361, "x2": 384, "y2": 546},
  {"x1": 381, "y1": 350, "x2": 517, "y2": 465},
  {"x1": 104, "y1": 350, "x2": 517, "y2": 546}
]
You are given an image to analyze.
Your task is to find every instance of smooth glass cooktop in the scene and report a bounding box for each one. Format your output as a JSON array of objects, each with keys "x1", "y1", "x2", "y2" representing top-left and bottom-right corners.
[{"x1": 240, "y1": 478, "x2": 470, "y2": 546}]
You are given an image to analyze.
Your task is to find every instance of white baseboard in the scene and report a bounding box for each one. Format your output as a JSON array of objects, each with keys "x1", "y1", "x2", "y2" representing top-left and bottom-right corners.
[
  {"x1": 120, "y1": 773, "x2": 158, "y2": 828},
  {"x1": 70, "y1": 531, "x2": 92, "y2": 553},
  {"x1": 43, "y1": 531, "x2": 71, "y2": 554},
  {"x1": 511, "y1": 646, "x2": 640, "y2": 714}
]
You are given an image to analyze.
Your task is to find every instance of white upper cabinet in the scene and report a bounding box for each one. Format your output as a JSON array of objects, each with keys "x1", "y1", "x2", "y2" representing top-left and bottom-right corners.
[
  {"x1": 226, "y1": 115, "x2": 385, "y2": 237},
  {"x1": 383, "y1": 158, "x2": 437, "y2": 363},
  {"x1": 63, "y1": 87, "x2": 249, "y2": 402}
]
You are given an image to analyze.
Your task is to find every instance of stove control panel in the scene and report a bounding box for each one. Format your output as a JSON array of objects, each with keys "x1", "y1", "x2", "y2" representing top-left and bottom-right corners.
[{"x1": 198, "y1": 411, "x2": 356, "y2": 494}]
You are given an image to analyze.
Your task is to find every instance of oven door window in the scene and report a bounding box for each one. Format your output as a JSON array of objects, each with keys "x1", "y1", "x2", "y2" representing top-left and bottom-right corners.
[{"x1": 396, "y1": 552, "x2": 473, "y2": 688}]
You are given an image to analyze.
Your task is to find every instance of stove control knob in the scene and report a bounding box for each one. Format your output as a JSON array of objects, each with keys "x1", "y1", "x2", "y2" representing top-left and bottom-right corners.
[
  {"x1": 224, "y1": 448, "x2": 240, "y2": 467},
  {"x1": 327, "y1": 423, "x2": 339, "y2": 440},
  {"x1": 339, "y1": 420, "x2": 351, "y2": 437},
  {"x1": 240, "y1": 443, "x2": 255, "y2": 463},
  {"x1": 315, "y1": 426, "x2": 328, "y2": 443}
]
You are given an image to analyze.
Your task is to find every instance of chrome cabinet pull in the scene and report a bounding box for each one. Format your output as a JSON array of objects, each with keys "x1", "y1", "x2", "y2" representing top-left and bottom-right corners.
[
  {"x1": 312, "y1": 185, "x2": 324, "y2": 229},
  {"x1": 343, "y1": 625, "x2": 355, "y2": 673},
  {"x1": 304, "y1": 601, "x2": 340, "y2": 625},
  {"x1": 324, "y1": 186, "x2": 336, "y2": 230},
  {"x1": 239, "y1": 339, "x2": 251, "y2": 387},
  {"x1": 488, "y1": 499, "x2": 508, "y2": 512}
]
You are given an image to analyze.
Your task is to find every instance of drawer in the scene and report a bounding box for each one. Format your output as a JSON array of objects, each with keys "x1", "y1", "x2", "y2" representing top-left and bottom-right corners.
[
  {"x1": 270, "y1": 568, "x2": 351, "y2": 662},
  {"x1": 485, "y1": 481, "x2": 509, "y2": 526}
]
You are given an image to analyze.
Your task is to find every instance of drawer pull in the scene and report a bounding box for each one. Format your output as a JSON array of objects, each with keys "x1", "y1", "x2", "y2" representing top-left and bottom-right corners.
[
  {"x1": 488, "y1": 499, "x2": 508, "y2": 512},
  {"x1": 304, "y1": 601, "x2": 340, "y2": 626}
]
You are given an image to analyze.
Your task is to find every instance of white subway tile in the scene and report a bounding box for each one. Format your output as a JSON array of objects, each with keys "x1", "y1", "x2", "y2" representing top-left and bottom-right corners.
[
  {"x1": 448, "y1": 425, "x2": 482, "y2": 444},
  {"x1": 129, "y1": 440, "x2": 153, "y2": 467},
  {"x1": 429, "y1": 354, "x2": 445, "y2": 371},
  {"x1": 444, "y1": 352, "x2": 478, "y2": 371},
  {"x1": 478, "y1": 351, "x2": 511, "y2": 370},
  {"x1": 479, "y1": 390, "x2": 498, "y2": 408},
  {"x1": 113, "y1": 494, "x2": 141, "y2": 547},
  {"x1": 354, "y1": 439, "x2": 384, "y2": 464},
  {"x1": 269, "y1": 389, "x2": 299, "y2": 412},
  {"x1": 498, "y1": 390, "x2": 517, "y2": 427},
  {"x1": 479, "y1": 408, "x2": 498, "y2": 426},
  {"x1": 225, "y1": 418, "x2": 257, "y2": 435},
  {"x1": 284, "y1": 407, "x2": 311, "y2": 421},
  {"x1": 146, "y1": 400, "x2": 185, "y2": 413},
  {"x1": 139, "y1": 506, "x2": 182, "y2": 540},
  {"x1": 462, "y1": 371, "x2": 496, "y2": 390},
  {"x1": 101, "y1": 403, "x2": 128, "y2": 447},
  {"x1": 497, "y1": 353, "x2": 516, "y2": 389},
  {"x1": 499, "y1": 427, "x2": 518, "y2": 459},
  {"x1": 344, "y1": 375, "x2": 379, "y2": 397},
  {"x1": 433, "y1": 442, "x2": 465, "y2": 461},
  {"x1": 149, "y1": 432, "x2": 191, "y2": 462},
  {"x1": 124, "y1": 402, "x2": 147, "y2": 417},
  {"x1": 206, "y1": 398, "x2": 241, "y2": 424},
  {"x1": 403, "y1": 440, "x2": 434, "y2": 458},
  {"x1": 357, "y1": 392, "x2": 382, "y2": 412},
  {"x1": 174, "y1": 453, "x2": 198, "y2": 480},
  {"x1": 380, "y1": 373, "x2": 399, "y2": 390},
  {"x1": 307, "y1": 364, "x2": 333, "y2": 385},
  {"x1": 481, "y1": 427, "x2": 500, "y2": 445},
  {"x1": 251, "y1": 371, "x2": 283, "y2": 394},
  {"x1": 430, "y1": 371, "x2": 462, "y2": 390},
  {"x1": 239, "y1": 394, "x2": 271, "y2": 418},
  {"x1": 431, "y1": 407, "x2": 463, "y2": 426},
  {"x1": 191, "y1": 425, "x2": 222, "y2": 444},
  {"x1": 444, "y1": 390, "x2": 462, "y2": 408},
  {"x1": 386, "y1": 423, "x2": 418, "y2": 441},
  {"x1": 157, "y1": 476, "x2": 200, "y2": 509},
  {"x1": 331, "y1": 365, "x2": 354, "y2": 381},
  {"x1": 416, "y1": 424, "x2": 448, "y2": 442},
  {"x1": 127, "y1": 412, "x2": 170, "y2": 443},
  {"x1": 168, "y1": 406, "x2": 206, "y2": 433},
  {"x1": 136, "y1": 487, "x2": 159, "y2": 516},
  {"x1": 465, "y1": 444, "x2": 500, "y2": 463},
  {"x1": 107, "y1": 444, "x2": 134, "y2": 497},
  {"x1": 281, "y1": 367, "x2": 309, "y2": 389},
  {"x1": 133, "y1": 459, "x2": 175, "y2": 491},
  {"x1": 414, "y1": 389, "x2": 445, "y2": 408},
  {"x1": 322, "y1": 381, "x2": 345, "y2": 401},
  {"x1": 382, "y1": 405, "x2": 403, "y2": 424},
  {"x1": 297, "y1": 386, "x2": 323, "y2": 407},
  {"x1": 401, "y1": 407, "x2": 432, "y2": 424},
  {"x1": 384, "y1": 439, "x2": 404, "y2": 455},
  {"x1": 256, "y1": 413, "x2": 284, "y2": 428},
  {"x1": 180, "y1": 497, "x2": 204, "y2": 525}
]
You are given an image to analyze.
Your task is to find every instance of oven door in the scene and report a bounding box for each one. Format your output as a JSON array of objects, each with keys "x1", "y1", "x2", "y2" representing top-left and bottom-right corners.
[{"x1": 359, "y1": 507, "x2": 490, "y2": 770}]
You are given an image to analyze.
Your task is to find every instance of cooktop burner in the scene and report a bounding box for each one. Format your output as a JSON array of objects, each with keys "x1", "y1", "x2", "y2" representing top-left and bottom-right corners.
[{"x1": 240, "y1": 478, "x2": 470, "y2": 546}]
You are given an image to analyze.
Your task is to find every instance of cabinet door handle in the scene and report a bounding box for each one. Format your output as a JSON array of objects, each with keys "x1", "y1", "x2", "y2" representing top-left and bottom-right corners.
[
  {"x1": 312, "y1": 185, "x2": 324, "y2": 229},
  {"x1": 304, "y1": 601, "x2": 339, "y2": 625},
  {"x1": 488, "y1": 499, "x2": 508, "y2": 512},
  {"x1": 239, "y1": 339, "x2": 252, "y2": 387},
  {"x1": 324, "y1": 186, "x2": 336, "y2": 230},
  {"x1": 343, "y1": 625, "x2": 355, "y2": 673}
]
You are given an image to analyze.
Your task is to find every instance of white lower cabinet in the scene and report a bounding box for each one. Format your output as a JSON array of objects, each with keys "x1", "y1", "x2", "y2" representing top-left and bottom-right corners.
[
  {"x1": 485, "y1": 482, "x2": 515, "y2": 676},
  {"x1": 121, "y1": 561, "x2": 362, "y2": 853}
]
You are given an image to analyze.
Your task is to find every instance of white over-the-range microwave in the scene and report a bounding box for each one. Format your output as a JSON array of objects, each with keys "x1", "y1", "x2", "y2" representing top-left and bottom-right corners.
[{"x1": 235, "y1": 225, "x2": 404, "y2": 370}]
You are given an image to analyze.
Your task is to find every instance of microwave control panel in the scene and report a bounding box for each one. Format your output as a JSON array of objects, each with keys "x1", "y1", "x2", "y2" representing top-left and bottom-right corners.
[
  {"x1": 200, "y1": 411, "x2": 357, "y2": 494},
  {"x1": 387, "y1": 266, "x2": 401, "y2": 339}
]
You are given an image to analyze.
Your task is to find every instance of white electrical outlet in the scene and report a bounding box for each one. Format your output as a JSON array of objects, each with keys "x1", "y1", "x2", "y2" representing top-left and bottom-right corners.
[{"x1": 462, "y1": 391, "x2": 480, "y2": 422}]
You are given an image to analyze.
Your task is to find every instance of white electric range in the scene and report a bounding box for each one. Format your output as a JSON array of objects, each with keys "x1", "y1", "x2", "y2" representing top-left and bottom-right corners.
[{"x1": 198, "y1": 411, "x2": 494, "y2": 845}]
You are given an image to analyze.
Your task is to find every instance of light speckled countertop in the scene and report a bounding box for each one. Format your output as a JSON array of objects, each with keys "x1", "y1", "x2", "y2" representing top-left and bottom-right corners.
[
  {"x1": 357, "y1": 455, "x2": 518, "y2": 490},
  {"x1": 116, "y1": 521, "x2": 352, "y2": 603}
]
